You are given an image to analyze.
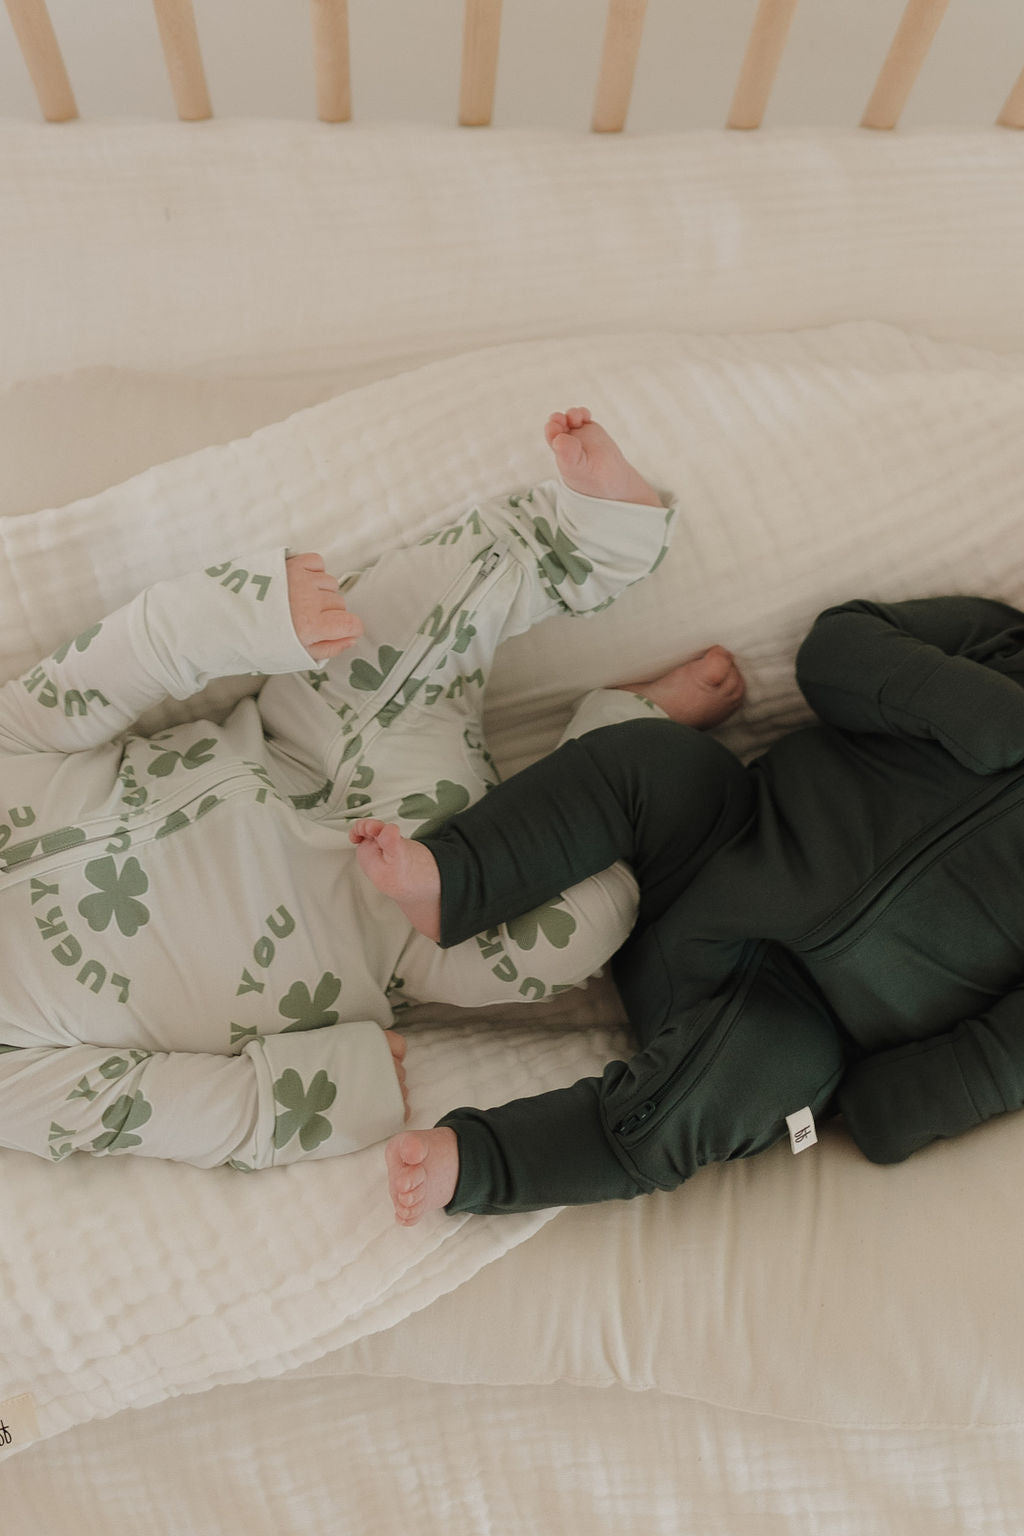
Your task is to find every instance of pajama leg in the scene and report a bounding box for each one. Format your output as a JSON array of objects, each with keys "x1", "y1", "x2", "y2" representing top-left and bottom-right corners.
[
  {"x1": 261, "y1": 479, "x2": 674, "y2": 832},
  {"x1": 263, "y1": 483, "x2": 673, "y2": 1010},
  {"x1": 394, "y1": 695, "x2": 666, "y2": 1010},
  {"x1": 394, "y1": 858, "x2": 639, "y2": 1010},
  {"x1": 441, "y1": 942, "x2": 848, "y2": 1214},
  {"x1": 420, "y1": 717, "x2": 756, "y2": 947}
]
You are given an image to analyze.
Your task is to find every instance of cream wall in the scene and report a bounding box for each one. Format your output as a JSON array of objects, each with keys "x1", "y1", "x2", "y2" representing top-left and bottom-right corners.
[{"x1": 2, "y1": 0, "x2": 1023, "y2": 131}]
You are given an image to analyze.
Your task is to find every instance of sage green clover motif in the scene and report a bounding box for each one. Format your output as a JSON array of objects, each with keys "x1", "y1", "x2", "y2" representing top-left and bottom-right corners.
[
  {"x1": 155, "y1": 810, "x2": 189, "y2": 840},
  {"x1": 279, "y1": 972, "x2": 342, "y2": 1033},
  {"x1": 273, "y1": 1068, "x2": 337, "y2": 1152},
  {"x1": 147, "y1": 738, "x2": 218, "y2": 778},
  {"x1": 506, "y1": 896, "x2": 577, "y2": 951},
  {"x1": 91, "y1": 1089, "x2": 152, "y2": 1152},
  {"x1": 52, "y1": 623, "x2": 102, "y2": 663},
  {"x1": 349, "y1": 644, "x2": 402, "y2": 693},
  {"x1": 399, "y1": 779, "x2": 471, "y2": 835},
  {"x1": 78, "y1": 855, "x2": 151, "y2": 937},
  {"x1": 531, "y1": 517, "x2": 594, "y2": 588}
]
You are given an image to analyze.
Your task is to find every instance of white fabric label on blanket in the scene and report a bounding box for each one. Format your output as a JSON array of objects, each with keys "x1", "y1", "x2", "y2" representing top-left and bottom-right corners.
[
  {"x1": 0, "y1": 1393, "x2": 40, "y2": 1456},
  {"x1": 786, "y1": 1107, "x2": 818, "y2": 1154}
]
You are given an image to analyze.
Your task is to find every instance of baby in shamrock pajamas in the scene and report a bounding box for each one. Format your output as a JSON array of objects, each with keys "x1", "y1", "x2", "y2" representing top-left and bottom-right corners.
[{"x1": 0, "y1": 408, "x2": 709, "y2": 1170}]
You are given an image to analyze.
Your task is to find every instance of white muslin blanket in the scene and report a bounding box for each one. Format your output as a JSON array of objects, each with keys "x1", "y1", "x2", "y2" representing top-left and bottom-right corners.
[{"x1": 3, "y1": 322, "x2": 1024, "y2": 1448}]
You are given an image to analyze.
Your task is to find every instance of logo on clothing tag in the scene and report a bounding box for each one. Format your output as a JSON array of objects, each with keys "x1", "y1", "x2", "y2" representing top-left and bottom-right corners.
[{"x1": 785, "y1": 1106, "x2": 818, "y2": 1154}]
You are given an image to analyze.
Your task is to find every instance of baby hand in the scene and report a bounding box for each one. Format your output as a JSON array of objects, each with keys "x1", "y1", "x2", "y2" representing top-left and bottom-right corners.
[{"x1": 286, "y1": 553, "x2": 364, "y2": 661}]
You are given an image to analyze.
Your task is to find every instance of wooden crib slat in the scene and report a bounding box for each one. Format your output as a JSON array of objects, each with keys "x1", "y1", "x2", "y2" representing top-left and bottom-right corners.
[
  {"x1": 311, "y1": 0, "x2": 351, "y2": 122},
  {"x1": 592, "y1": 0, "x2": 648, "y2": 134},
  {"x1": 152, "y1": 0, "x2": 212, "y2": 121},
  {"x1": 3, "y1": 0, "x2": 77, "y2": 121},
  {"x1": 727, "y1": 0, "x2": 799, "y2": 130},
  {"x1": 861, "y1": 0, "x2": 950, "y2": 130},
  {"x1": 459, "y1": 0, "x2": 502, "y2": 126},
  {"x1": 997, "y1": 65, "x2": 1024, "y2": 129}
]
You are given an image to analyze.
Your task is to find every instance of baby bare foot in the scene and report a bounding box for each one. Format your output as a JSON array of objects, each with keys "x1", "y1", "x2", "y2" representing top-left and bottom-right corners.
[
  {"x1": 386, "y1": 1128, "x2": 460, "y2": 1225},
  {"x1": 619, "y1": 645, "x2": 746, "y2": 730},
  {"x1": 349, "y1": 819, "x2": 442, "y2": 941},
  {"x1": 545, "y1": 407, "x2": 663, "y2": 508}
]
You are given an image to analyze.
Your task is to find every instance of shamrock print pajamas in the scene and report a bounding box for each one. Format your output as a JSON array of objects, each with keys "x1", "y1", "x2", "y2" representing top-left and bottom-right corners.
[{"x1": 0, "y1": 478, "x2": 674, "y2": 1169}]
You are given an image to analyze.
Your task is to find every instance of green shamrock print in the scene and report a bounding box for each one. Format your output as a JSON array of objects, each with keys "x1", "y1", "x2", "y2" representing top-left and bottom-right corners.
[
  {"x1": 531, "y1": 517, "x2": 594, "y2": 588},
  {"x1": 506, "y1": 896, "x2": 578, "y2": 951},
  {"x1": 273, "y1": 1068, "x2": 337, "y2": 1152},
  {"x1": 78, "y1": 855, "x2": 151, "y2": 937},
  {"x1": 147, "y1": 738, "x2": 218, "y2": 778},
  {"x1": 155, "y1": 810, "x2": 189, "y2": 840},
  {"x1": 399, "y1": 779, "x2": 471, "y2": 835},
  {"x1": 91, "y1": 1089, "x2": 152, "y2": 1152},
  {"x1": 52, "y1": 623, "x2": 102, "y2": 663},
  {"x1": 279, "y1": 972, "x2": 342, "y2": 1032},
  {"x1": 349, "y1": 645, "x2": 402, "y2": 693}
]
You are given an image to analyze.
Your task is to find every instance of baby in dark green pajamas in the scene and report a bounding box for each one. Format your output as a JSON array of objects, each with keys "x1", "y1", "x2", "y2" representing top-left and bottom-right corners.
[{"x1": 357, "y1": 590, "x2": 1024, "y2": 1222}]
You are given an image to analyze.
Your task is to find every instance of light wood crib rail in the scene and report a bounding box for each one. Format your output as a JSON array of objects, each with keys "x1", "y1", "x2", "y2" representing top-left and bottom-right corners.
[{"x1": 4, "y1": 0, "x2": 1024, "y2": 131}]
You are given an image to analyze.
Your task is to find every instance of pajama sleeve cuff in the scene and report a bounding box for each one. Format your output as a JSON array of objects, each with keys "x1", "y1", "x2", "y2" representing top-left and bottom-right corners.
[
  {"x1": 837, "y1": 1036, "x2": 985, "y2": 1164},
  {"x1": 243, "y1": 1021, "x2": 406, "y2": 1167}
]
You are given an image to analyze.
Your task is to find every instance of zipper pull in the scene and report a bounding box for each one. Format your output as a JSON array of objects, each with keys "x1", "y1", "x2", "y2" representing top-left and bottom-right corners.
[
  {"x1": 478, "y1": 550, "x2": 501, "y2": 577},
  {"x1": 614, "y1": 1100, "x2": 657, "y2": 1137}
]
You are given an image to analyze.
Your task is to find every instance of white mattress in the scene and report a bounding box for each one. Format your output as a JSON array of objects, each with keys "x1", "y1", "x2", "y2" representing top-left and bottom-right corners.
[
  {"x1": 5, "y1": 121, "x2": 1024, "y2": 1532},
  {"x1": 9, "y1": 1374, "x2": 1024, "y2": 1536}
]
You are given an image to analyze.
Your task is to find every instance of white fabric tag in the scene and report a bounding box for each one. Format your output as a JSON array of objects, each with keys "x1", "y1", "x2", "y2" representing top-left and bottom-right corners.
[
  {"x1": 785, "y1": 1106, "x2": 818, "y2": 1154},
  {"x1": 0, "y1": 1392, "x2": 40, "y2": 1455}
]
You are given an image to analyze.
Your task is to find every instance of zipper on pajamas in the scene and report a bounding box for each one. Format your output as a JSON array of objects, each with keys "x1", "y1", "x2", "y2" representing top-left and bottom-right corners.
[
  {"x1": 327, "y1": 545, "x2": 508, "y2": 783},
  {"x1": 792, "y1": 772, "x2": 1024, "y2": 960},
  {"x1": 612, "y1": 942, "x2": 765, "y2": 1143},
  {"x1": 0, "y1": 765, "x2": 268, "y2": 884}
]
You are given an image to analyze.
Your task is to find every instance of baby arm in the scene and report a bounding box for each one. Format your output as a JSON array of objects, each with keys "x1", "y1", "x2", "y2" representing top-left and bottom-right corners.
[
  {"x1": 0, "y1": 550, "x2": 361, "y2": 757},
  {"x1": 838, "y1": 984, "x2": 1024, "y2": 1164},
  {"x1": 797, "y1": 595, "x2": 1024, "y2": 774}
]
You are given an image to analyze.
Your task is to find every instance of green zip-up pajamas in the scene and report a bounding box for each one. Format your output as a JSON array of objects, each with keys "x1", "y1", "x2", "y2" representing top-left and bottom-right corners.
[
  {"x1": 423, "y1": 595, "x2": 1024, "y2": 1213},
  {"x1": 0, "y1": 481, "x2": 674, "y2": 1169}
]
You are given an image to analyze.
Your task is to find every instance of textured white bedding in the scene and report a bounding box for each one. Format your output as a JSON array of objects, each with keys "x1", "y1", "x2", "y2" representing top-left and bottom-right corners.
[
  {"x1": 3, "y1": 323, "x2": 1024, "y2": 1468},
  {"x1": 10, "y1": 1375, "x2": 1024, "y2": 1536},
  {"x1": 3, "y1": 122, "x2": 1024, "y2": 391}
]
